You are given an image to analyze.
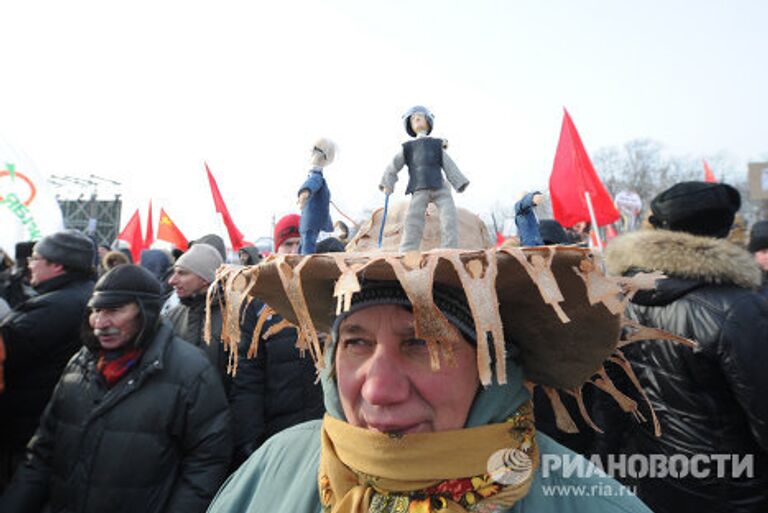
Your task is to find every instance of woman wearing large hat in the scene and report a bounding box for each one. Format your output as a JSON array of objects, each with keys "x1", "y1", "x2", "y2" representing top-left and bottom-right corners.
[{"x1": 208, "y1": 204, "x2": 658, "y2": 512}]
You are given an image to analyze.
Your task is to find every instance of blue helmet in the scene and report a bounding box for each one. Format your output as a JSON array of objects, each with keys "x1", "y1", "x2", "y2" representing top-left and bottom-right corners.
[{"x1": 402, "y1": 105, "x2": 434, "y2": 137}]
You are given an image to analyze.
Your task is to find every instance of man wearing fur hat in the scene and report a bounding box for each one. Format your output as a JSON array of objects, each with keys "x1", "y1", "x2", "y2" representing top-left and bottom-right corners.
[
  {"x1": 380, "y1": 106, "x2": 469, "y2": 252},
  {"x1": 0, "y1": 230, "x2": 96, "y2": 491},
  {"x1": 603, "y1": 181, "x2": 768, "y2": 513},
  {"x1": 208, "y1": 207, "x2": 654, "y2": 512},
  {"x1": 164, "y1": 243, "x2": 230, "y2": 390},
  {"x1": 1, "y1": 265, "x2": 232, "y2": 513},
  {"x1": 298, "y1": 138, "x2": 336, "y2": 255}
]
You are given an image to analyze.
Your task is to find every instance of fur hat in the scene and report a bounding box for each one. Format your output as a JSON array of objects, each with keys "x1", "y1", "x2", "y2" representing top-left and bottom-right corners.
[
  {"x1": 649, "y1": 181, "x2": 741, "y2": 238},
  {"x1": 33, "y1": 229, "x2": 95, "y2": 272},
  {"x1": 274, "y1": 214, "x2": 301, "y2": 252},
  {"x1": 749, "y1": 220, "x2": 768, "y2": 253},
  {"x1": 174, "y1": 243, "x2": 223, "y2": 284}
]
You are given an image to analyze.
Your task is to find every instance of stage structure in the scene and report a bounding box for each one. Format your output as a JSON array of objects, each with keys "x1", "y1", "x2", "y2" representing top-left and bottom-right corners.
[{"x1": 49, "y1": 175, "x2": 123, "y2": 247}]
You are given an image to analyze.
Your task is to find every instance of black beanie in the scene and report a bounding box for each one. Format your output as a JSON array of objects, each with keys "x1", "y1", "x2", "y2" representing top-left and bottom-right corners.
[
  {"x1": 749, "y1": 220, "x2": 768, "y2": 253},
  {"x1": 33, "y1": 229, "x2": 95, "y2": 272},
  {"x1": 649, "y1": 181, "x2": 741, "y2": 238},
  {"x1": 331, "y1": 281, "x2": 477, "y2": 346},
  {"x1": 89, "y1": 264, "x2": 163, "y2": 309}
]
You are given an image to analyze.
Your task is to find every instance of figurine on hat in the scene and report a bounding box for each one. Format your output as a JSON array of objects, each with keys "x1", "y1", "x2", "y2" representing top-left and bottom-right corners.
[
  {"x1": 379, "y1": 106, "x2": 469, "y2": 252},
  {"x1": 515, "y1": 191, "x2": 545, "y2": 246},
  {"x1": 297, "y1": 138, "x2": 336, "y2": 255}
]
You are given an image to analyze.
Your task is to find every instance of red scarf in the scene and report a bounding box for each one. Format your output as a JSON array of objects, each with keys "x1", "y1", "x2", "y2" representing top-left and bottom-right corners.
[{"x1": 96, "y1": 348, "x2": 143, "y2": 387}]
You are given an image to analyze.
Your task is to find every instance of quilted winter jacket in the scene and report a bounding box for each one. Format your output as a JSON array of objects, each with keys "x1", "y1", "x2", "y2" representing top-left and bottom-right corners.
[
  {"x1": 164, "y1": 293, "x2": 231, "y2": 392},
  {"x1": 604, "y1": 229, "x2": 768, "y2": 513},
  {"x1": 1, "y1": 321, "x2": 232, "y2": 513}
]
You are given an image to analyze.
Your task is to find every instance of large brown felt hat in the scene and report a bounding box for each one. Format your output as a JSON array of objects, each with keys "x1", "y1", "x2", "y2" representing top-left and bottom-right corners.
[{"x1": 213, "y1": 202, "x2": 669, "y2": 393}]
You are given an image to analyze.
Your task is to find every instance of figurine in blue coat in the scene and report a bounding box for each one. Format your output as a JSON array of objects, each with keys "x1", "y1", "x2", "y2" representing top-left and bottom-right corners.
[
  {"x1": 297, "y1": 138, "x2": 336, "y2": 254},
  {"x1": 515, "y1": 191, "x2": 545, "y2": 246}
]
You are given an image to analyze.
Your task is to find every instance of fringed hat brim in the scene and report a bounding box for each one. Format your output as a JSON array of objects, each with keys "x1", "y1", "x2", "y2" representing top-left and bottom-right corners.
[{"x1": 216, "y1": 245, "x2": 635, "y2": 390}]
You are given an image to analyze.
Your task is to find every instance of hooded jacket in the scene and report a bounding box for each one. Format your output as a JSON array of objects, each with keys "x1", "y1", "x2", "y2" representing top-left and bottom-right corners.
[
  {"x1": 604, "y1": 229, "x2": 768, "y2": 513},
  {"x1": 1, "y1": 321, "x2": 232, "y2": 513}
]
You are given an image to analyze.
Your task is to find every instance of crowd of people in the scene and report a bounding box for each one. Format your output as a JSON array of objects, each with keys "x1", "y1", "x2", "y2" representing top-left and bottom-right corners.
[{"x1": 0, "y1": 179, "x2": 766, "y2": 512}]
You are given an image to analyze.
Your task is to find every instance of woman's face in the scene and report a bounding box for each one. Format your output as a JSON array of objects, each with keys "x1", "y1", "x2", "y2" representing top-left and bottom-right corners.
[{"x1": 335, "y1": 305, "x2": 479, "y2": 434}]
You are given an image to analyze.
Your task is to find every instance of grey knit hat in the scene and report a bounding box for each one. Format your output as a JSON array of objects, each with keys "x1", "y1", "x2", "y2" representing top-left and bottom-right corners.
[
  {"x1": 193, "y1": 234, "x2": 227, "y2": 260},
  {"x1": 174, "y1": 243, "x2": 223, "y2": 283},
  {"x1": 33, "y1": 229, "x2": 95, "y2": 272}
]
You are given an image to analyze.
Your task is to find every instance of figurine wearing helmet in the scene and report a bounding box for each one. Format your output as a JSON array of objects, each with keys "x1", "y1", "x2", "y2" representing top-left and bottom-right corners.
[{"x1": 380, "y1": 106, "x2": 469, "y2": 251}]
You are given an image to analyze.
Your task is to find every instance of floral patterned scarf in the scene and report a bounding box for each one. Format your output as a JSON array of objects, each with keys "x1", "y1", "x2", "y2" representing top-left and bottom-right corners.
[{"x1": 318, "y1": 402, "x2": 538, "y2": 513}]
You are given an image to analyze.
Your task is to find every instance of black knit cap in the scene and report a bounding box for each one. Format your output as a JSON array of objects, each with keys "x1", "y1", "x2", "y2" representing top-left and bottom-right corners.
[
  {"x1": 749, "y1": 220, "x2": 768, "y2": 253},
  {"x1": 649, "y1": 181, "x2": 741, "y2": 238},
  {"x1": 89, "y1": 264, "x2": 163, "y2": 309},
  {"x1": 331, "y1": 280, "x2": 476, "y2": 345}
]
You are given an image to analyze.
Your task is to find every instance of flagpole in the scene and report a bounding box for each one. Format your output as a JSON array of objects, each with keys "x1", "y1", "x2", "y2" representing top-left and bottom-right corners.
[{"x1": 584, "y1": 191, "x2": 603, "y2": 252}]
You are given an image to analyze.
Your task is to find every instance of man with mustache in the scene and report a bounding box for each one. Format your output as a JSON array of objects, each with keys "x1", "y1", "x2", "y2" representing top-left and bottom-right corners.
[{"x1": 1, "y1": 264, "x2": 232, "y2": 513}]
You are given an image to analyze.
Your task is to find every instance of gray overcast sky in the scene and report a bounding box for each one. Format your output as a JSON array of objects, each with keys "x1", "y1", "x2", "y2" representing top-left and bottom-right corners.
[{"x1": 1, "y1": 0, "x2": 766, "y2": 243}]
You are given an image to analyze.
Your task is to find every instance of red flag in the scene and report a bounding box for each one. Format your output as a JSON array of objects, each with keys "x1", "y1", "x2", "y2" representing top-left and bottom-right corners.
[
  {"x1": 117, "y1": 209, "x2": 143, "y2": 263},
  {"x1": 495, "y1": 231, "x2": 505, "y2": 246},
  {"x1": 549, "y1": 108, "x2": 620, "y2": 228},
  {"x1": 157, "y1": 208, "x2": 189, "y2": 250},
  {"x1": 703, "y1": 160, "x2": 718, "y2": 183},
  {"x1": 143, "y1": 200, "x2": 154, "y2": 249},
  {"x1": 205, "y1": 162, "x2": 246, "y2": 251}
]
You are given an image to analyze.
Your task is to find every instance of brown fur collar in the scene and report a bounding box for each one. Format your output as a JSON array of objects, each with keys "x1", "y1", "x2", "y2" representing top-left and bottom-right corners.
[{"x1": 605, "y1": 229, "x2": 762, "y2": 289}]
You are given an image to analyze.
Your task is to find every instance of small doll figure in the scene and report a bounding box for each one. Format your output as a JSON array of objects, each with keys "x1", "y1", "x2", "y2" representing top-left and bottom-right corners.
[
  {"x1": 514, "y1": 191, "x2": 545, "y2": 246},
  {"x1": 379, "y1": 106, "x2": 469, "y2": 252},
  {"x1": 297, "y1": 138, "x2": 336, "y2": 254}
]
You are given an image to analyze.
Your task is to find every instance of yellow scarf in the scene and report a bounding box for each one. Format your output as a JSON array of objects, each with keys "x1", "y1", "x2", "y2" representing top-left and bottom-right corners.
[{"x1": 318, "y1": 402, "x2": 538, "y2": 513}]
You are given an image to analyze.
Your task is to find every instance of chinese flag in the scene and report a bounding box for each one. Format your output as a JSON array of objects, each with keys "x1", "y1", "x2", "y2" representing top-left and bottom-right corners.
[
  {"x1": 549, "y1": 108, "x2": 620, "y2": 228},
  {"x1": 205, "y1": 162, "x2": 246, "y2": 251},
  {"x1": 157, "y1": 208, "x2": 189, "y2": 250},
  {"x1": 703, "y1": 160, "x2": 718, "y2": 183},
  {"x1": 117, "y1": 209, "x2": 144, "y2": 263},
  {"x1": 143, "y1": 200, "x2": 154, "y2": 249}
]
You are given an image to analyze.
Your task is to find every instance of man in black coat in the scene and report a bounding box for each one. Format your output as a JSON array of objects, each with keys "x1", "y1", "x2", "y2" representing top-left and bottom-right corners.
[
  {"x1": 603, "y1": 182, "x2": 768, "y2": 513},
  {"x1": 0, "y1": 230, "x2": 96, "y2": 491},
  {"x1": 1, "y1": 265, "x2": 232, "y2": 513},
  {"x1": 228, "y1": 215, "x2": 325, "y2": 467}
]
